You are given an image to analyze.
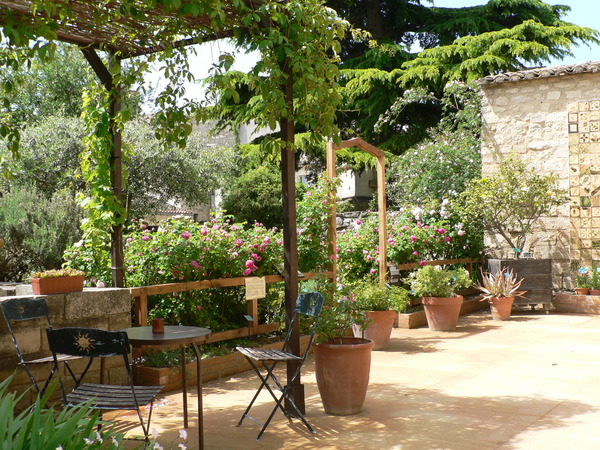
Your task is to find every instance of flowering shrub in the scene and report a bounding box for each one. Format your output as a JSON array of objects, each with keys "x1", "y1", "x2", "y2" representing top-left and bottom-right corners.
[
  {"x1": 336, "y1": 199, "x2": 483, "y2": 284},
  {"x1": 408, "y1": 265, "x2": 472, "y2": 298}
]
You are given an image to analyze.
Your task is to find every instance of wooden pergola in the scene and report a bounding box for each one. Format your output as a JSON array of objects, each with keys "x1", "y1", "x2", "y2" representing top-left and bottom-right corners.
[{"x1": 0, "y1": 0, "x2": 309, "y2": 418}]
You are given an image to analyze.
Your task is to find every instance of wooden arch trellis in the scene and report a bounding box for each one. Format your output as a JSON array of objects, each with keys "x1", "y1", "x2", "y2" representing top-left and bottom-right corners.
[{"x1": 326, "y1": 138, "x2": 387, "y2": 286}]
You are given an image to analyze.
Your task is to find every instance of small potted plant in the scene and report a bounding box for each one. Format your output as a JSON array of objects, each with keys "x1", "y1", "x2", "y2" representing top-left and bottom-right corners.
[
  {"x1": 30, "y1": 268, "x2": 86, "y2": 295},
  {"x1": 575, "y1": 267, "x2": 591, "y2": 295},
  {"x1": 589, "y1": 268, "x2": 600, "y2": 296},
  {"x1": 311, "y1": 290, "x2": 374, "y2": 415},
  {"x1": 349, "y1": 280, "x2": 410, "y2": 349},
  {"x1": 408, "y1": 265, "x2": 472, "y2": 331},
  {"x1": 474, "y1": 267, "x2": 526, "y2": 320}
]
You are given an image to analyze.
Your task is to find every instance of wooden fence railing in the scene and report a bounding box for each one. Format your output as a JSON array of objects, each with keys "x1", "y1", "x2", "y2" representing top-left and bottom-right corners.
[
  {"x1": 129, "y1": 258, "x2": 481, "y2": 345},
  {"x1": 129, "y1": 271, "x2": 333, "y2": 345}
]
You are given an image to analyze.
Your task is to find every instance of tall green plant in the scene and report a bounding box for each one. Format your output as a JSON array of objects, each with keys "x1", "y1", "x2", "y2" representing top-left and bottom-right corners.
[
  {"x1": 0, "y1": 375, "x2": 125, "y2": 449},
  {"x1": 0, "y1": 187, "x2": 83, "y2": 281},
  {"x1": 460, "y1": 155, "x2": 567, "y2": 257}
]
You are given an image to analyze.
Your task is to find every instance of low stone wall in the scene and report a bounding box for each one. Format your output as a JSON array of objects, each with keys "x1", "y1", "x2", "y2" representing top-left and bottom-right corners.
[
  {"x1": 554, "y1": 293, "x2": 600, "y2": 314},
  {"x1": 0, "y1": 288, "x2": 132, "y2": 408}
]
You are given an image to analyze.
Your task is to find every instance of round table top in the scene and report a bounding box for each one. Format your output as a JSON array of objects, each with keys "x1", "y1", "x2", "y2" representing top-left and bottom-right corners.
[{"x1": 123, "y1": 325, "x2": 211, "y2": 346}]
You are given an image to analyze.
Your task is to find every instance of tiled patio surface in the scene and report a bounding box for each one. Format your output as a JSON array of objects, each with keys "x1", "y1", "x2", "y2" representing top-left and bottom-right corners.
[{"x1": 116, "y1": 309, "x2": 600, "y2": 449}]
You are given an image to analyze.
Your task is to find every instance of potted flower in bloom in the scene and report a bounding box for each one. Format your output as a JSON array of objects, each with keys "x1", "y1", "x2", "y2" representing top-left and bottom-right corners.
[
  {"x1": 575, "y1": 267, "x2": 591, "y2": 295},
  {"x1": 311, "y1": 291, "x2": 374, "y2": 415},
  {"x1": 408, "y1": 265, "x2": 471, "y2": 331},
  {"x1": 474, "y1": 267, "x2": 526, "y2": 321},
  {"x1": 30, "y1": 268, "x2": 86, "y2": 295},
  {"x1": 349, "y1": 281, "x2": 410, "y2": 349}
]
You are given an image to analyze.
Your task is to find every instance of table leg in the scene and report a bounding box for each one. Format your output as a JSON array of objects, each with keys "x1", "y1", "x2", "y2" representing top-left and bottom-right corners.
[
  {"x1": 192, "y1": 343, "x2": 203, "y2": 450},
  {"x1": 181, "y1": 346, "x2": 188, "y2": 428}
]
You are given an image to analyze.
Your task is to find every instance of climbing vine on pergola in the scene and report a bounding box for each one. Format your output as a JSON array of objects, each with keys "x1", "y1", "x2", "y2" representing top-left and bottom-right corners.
[{"x1": 1, "y1": 1, "x2": 351, "y2": 409}]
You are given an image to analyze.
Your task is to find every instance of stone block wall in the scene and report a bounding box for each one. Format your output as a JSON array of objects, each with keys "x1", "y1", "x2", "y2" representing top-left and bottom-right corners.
[
  {"x1": 479, "y1": 69, "x2": 600, "y2": 290},
  {"x1": 0, "y1": 288, "x2": 132, "y2": 409}
]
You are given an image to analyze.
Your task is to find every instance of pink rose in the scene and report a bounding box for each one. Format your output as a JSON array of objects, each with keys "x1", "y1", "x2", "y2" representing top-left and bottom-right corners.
[{"x1": 181, "y1": 231, "x2": 191, "y2": 240}]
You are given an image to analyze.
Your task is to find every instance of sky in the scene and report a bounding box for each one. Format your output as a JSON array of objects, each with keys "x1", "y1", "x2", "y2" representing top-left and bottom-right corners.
[{"x1": 145, "y1": 0, "x2": 600, "y2": 107}]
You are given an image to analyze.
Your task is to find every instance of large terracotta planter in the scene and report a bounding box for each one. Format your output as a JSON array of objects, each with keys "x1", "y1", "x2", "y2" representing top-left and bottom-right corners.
[
  {"x1": 422, "y1": 296, "x2": 463, "y2": 331},
  {"x1": 30, "y1": 276, "x2": 85, "y2": 295},
  {"x1": 314, "y1": 337, "x2": 374, "y2": 415},
  {"x1": 352, "y1": 310, "x2": 396, "y2": 350},
  {"x1": 489, "y1": 296, "x2": 514, "y2": 321},
  {"x1": 590, "y1": 289, "x2": 600, "y2": 296},
  {"x1": 575, "y1": 288, "x2": 590, "y2": 295}
]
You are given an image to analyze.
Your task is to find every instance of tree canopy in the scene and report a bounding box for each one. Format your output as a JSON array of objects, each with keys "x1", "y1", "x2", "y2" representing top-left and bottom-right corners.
[{"x1": 207, "y1": 0, "x2": 599, "y2": 156}]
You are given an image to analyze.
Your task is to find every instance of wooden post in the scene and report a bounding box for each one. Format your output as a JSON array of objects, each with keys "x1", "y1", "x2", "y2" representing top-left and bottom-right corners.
[
  {"x1": 280, "y1": 63, "x2": 303, "y2": 413},
  {"x1": 376, "y1": 153, "x2": 387, "y2": 286},
  {"x1": 326, "y1": 142, "x2": 337, "y2": 289}
]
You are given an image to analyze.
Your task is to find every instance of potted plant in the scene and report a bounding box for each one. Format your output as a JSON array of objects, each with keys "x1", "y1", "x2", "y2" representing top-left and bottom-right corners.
[
  {"x1": 575, "y1": 267, "x2": 591, "y2": 295},
  {"x1": 408, "y1": 265, "x2": 471, "y2": 331},
  {"x1": 590, "y1": 268, "x2": 600, "y2": 296},
  {"x1": 474, "y1": 267, "x2": 526, "y2": 320},
  {"x1": 312, "y1": 291, "x2": 374, "y2": 415},
  {"x1": 30, "y1": 268, "x2": 86, "y2": 295},
  {"x1": 349, "y1": 281, "x2": 410, "y2": 349}
]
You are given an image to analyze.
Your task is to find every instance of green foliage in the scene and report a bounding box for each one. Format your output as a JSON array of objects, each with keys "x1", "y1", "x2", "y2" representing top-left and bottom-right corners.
[
  {"x1": 220, "y1": 164, "x2": 283, "y2": 229},
  {"x1": 349, "y1": 281, "x2": 410, "y2": 313},
  {"x1": 408, "y1": 265, "x2": 472, "y2": 298},
  {"x1": 31, "y1": 268, "x2": 85, "y2": 279},
  {"x1": 0, "y1": 375, "x2": 125, "y2": 449},
  {"x1": 0, "y1": 186, "x2": 83, "y2": 281},
  {"x1": 123, "y1": 119, "x2": 239, "y2": 219},
  {"x1": 575, "y1": 267, "x2": 591, "y2": 289},
  {"x1": 591, "y1": 268, "x2": 600, "y2": 290},
  {"x1": 295, "y1": 175, "x2": 339, "y2": 273},
  {"x1": 1, "y1": 115, "x2": 86, "y2": 197},
  {"x1": 385, "y1": 81, "x2": 482, "y2": 206},
  {"x1": 312, "y1": 290, "x2": 371, "y2": 345},
  {"x1": 460, "y1": 154, "x2": 567, "y2": 256}
]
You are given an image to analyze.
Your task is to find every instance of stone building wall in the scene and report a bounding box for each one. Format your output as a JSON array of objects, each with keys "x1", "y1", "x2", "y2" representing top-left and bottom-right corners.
[
  {"x1": 478, "y1": 62, "x2": 600, "y2": 290},
  {"x1": 0, "y1": 288, "x2": 131, "y2": 408}
]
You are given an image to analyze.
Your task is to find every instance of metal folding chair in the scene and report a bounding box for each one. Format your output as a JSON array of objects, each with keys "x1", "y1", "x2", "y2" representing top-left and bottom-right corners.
[
  {"x1": 46, "y1": 327, "x2": 164, "y2": 441},
  {"x1": 236, "y1": 292, "x2": 325, "y2": 440},
  {"x1": 0, "y1": 296, "x2": 83, "y2": 396}
]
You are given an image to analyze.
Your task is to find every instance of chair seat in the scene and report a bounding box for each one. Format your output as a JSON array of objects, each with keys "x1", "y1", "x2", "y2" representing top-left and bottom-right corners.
[
  {"x1": 236, "y1": 347, "x2": 302, "y2": 362},
  {"x1": 25, "y1": 353, "x2": 81, "y2": 365},
  {"x1": 66, "y1": 383, "x2": 163, "y2": 410}
]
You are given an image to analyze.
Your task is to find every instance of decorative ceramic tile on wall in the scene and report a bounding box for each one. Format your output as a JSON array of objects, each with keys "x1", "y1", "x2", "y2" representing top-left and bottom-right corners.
[{"x1": 568, "y1": 101, "x2": 600, "y2": 268}]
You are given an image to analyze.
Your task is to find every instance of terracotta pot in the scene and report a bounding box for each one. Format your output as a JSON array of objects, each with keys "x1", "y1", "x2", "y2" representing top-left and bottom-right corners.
[
  {"x1": 489, "y1": 296, "x2": 514, "y2": 321},
  {"x1": 352, "y1": 310, "x2": 396, "y2": 350},
  {"x1": 314, "y1": 337, "x2": 374, "y2": 415},
  {"x1": 575, "y1": 288, "x2": 590, "y2": 295},
  {"x1": 30, "y1": 276, "x2": 85, "y2": 295},
  {"x1": 589, "y1": 289, "x2": 600, "y2": 296},
  {"x1": 421, "y1": 296, "x2": 464, "y2": 331}
]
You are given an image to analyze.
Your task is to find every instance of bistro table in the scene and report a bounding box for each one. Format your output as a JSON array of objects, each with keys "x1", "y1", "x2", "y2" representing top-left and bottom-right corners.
[{"x1": 123, "y1": 325, "x2": 211, "y2": 449}]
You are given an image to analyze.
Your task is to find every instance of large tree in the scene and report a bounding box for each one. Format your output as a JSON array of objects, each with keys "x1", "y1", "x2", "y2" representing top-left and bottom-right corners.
[{"x1": 208, "y1": 0, "x2": 599, "y2": 155}]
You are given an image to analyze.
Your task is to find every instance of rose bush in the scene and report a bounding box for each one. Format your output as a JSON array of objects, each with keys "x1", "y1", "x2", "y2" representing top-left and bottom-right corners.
[{"x1": 336, "y1": 199, "x2": 483, "y2": 284}]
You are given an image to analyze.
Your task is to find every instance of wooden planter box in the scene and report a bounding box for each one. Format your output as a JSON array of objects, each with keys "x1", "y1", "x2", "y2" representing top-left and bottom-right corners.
[
  {"x1": 133, "y1": 335, "x2": 312, "y2": 391},
  {"x1": 554, "y1": 293, "x2": 600, "y2": 314},
  {"x1": 395, "y1": 297, "x2": 488, "y2": 329},
  {"x1": 487, "y1": 258, "x2": 552, "y2": 311},
  {"x1": 30, "y1": 276, "x2": 85, "y2": 295}
]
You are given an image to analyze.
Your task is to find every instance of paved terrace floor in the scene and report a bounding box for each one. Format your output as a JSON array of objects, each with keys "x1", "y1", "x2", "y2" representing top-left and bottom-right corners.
[{"x1": 115, "y1": 310, "x2": 600, "y2": 449}]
